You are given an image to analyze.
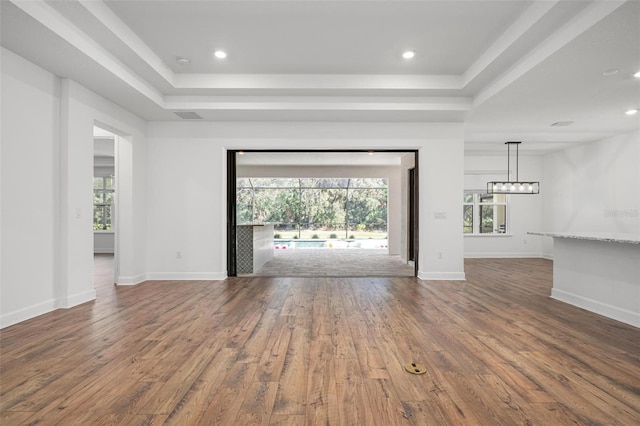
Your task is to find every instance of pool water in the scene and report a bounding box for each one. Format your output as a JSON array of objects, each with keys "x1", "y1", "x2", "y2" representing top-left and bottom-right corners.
[{"x1": 273, "y1": 239, "x2": 388, "y2": 250}]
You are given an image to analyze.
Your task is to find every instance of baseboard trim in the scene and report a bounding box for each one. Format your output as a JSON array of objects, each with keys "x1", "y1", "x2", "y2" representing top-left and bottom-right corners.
[
  {"x1": 0, "y1": 289, "x2": 97, "y2": 329},
  {"x1": 145, "y1": 272, "x2": 228, "y2": 281},
  {"x1": 116, "y1": 273, "x2": 147, "y2": 286},
  {"x1": 551, "y1": 289, "x2": 639, "y2": 329},
  {"x1": 417, "y1": 271, "x2": 466, "y2": 281},
  {"x1": 464, "y1": 252, "x2": 544, "y2": 258},
  {"x1": 0, "y1": 298, "x2": 58, "y2": 329},
  {"x1": 58, "y1": 289, "x2": 97, "y2": 308}
]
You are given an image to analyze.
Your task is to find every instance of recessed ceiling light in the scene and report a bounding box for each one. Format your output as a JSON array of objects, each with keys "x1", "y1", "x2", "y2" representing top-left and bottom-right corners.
[
  {"x1": 176, "y1": 57, "x2": 190, "y2": 65},
  {"x1": 625, "y1": 109, "x2": 638, "y2": 115},
  {"x1": 402, "y1": 50, "x2": 416, "y2": 60},
  {"x1": 634, "y1": 71, "x2": 640, "y2": 78},
  {"x1": 601, "y1": 68, "x2": 619, "y2": 76},
  {"x1": 214, "y1": 50, "x2": 227, "y2": 59},
  {"x1": 551, "y1": 121, "x2": 574, "y2": 127}
]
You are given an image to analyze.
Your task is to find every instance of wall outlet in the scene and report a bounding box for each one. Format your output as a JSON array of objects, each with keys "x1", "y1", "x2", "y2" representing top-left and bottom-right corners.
[
  {"x1": 176, "y1": 251, "x2": 182, "y2": 259},
  {"x1": 437, "y1": 251, "x2": 443, "y2": 259}
]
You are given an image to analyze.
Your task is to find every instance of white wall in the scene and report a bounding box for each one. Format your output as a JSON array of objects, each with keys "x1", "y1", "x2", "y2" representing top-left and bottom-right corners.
[
  {"x1": 1, "y1": 47, "x2": 60, "y2": 326},
  {"x1": 1, "y1": 48, "x2": 147, "y2": 327},
  {"x1": 237, "y1": 165, "x2": 402, "y2": 255},
  {"x1": 420, "y1": 138, "x2": 465, "y2": 279},
  {"x1": 464, "y1": 154, "x2": 544, "y2": 258},
  {"x1": 146, "y1": 121, "x2": 465, "y2": 280},
  {"x1": 541, "y1": 130, "x2": 640, "y2": 257},
  {"x1": 59, "y1": 81, "x2": 147, "y2": 290},
  {"x1": 145, "y1": 133, "x2": 225, "y2": 280},
  {"x1": 94, "y1": 233, "x2": 115, "y2": 254}
]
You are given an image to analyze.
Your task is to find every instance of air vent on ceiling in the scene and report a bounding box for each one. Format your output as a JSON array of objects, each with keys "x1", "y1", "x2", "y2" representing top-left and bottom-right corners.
[{"x1": 174, "y1": 111, "x2": 203, "y2": 120}]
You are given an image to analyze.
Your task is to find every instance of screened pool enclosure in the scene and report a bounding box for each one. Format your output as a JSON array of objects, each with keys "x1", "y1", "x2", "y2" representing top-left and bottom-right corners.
[{"x1": 236, "y1": 178, "x2": 388, "y2": 240}]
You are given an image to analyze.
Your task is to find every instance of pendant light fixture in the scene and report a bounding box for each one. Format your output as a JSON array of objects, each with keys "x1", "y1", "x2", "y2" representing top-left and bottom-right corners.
[{"x1": 487, "y1": 141, "x2": 539, "y2": 194}]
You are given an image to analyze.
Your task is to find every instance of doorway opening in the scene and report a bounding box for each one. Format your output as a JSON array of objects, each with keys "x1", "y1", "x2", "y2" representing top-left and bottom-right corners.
[
  {"x1": 227, "y1": 150, "x2": 419, "y2": 277},
  {"x1": 93, "y1": 126, "x2": 117, "y2": 296}
]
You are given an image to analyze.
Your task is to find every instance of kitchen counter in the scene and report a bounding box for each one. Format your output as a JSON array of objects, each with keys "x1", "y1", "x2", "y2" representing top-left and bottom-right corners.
[
  {"x1": 528, "y1": 231, "x2": 640, "y2": 328},
  {"x1": 527, "y1": 231, "x2": 640, "y2": 245}
]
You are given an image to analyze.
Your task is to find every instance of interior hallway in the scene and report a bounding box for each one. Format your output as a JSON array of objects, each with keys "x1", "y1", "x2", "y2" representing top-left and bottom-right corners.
[{"x1": 93, "y1": 253, "x2": 116, "y2": 300}]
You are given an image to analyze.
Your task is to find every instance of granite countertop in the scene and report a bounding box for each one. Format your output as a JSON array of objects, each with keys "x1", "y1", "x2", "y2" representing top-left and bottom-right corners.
[{"x1": 527, "y1": 231, "x2": 640, "y2": 245}]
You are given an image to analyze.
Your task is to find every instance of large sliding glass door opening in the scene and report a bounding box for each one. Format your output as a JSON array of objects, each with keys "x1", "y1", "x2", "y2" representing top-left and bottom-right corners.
[{"x1": 227, "y1": 150, "x2": 418, "y2": 278}]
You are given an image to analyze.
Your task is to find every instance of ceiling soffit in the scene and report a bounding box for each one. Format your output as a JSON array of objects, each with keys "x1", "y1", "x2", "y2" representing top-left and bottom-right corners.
[{"x1": 2, "y1": 0, "x2": 636, "y2": 147}]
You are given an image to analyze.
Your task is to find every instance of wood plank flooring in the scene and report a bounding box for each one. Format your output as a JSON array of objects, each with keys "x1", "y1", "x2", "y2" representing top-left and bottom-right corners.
[{"x1": 1, "y1": 257, "x2": 639, "y2": 425}]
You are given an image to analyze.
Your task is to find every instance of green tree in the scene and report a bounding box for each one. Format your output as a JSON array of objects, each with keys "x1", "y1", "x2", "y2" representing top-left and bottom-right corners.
[
  {"x1": 236, "y1": 178, "x2": 387, "y2": 235},
  {"x1": 347, "y1": 188, "x2": 387, "y2": 231}
]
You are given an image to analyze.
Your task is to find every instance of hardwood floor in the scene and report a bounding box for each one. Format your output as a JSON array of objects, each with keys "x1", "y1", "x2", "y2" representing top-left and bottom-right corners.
[{"x1": 1, "y1": 257, "x2": 639, "y2": 425}]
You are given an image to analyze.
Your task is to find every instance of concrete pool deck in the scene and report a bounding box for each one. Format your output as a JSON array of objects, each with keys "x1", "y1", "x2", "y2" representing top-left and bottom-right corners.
[{"x1": 244, "y1": 248, "x2": 415, "y2": 277}]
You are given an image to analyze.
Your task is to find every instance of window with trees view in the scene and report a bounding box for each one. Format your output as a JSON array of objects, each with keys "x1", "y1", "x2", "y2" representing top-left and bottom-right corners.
[
  {"x1": 94, "y1": 176, "x2": 114, "y2": 231},
  {"x1": 237, "y1": 178, "x2": 388, "y2": 239},
  {"x1": 463, "y1": 192, "x2": 507, "y2": 234}
]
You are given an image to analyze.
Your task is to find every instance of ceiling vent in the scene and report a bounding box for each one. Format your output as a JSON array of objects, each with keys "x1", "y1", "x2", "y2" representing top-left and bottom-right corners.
[{"x1": 174, "y1": 111, "x2": 203, "y2": 120}]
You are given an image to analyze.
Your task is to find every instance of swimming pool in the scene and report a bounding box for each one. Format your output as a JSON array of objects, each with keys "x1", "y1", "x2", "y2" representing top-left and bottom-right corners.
[{"x1": 273, "y1": 239, "x2": 388, "y2": 249}]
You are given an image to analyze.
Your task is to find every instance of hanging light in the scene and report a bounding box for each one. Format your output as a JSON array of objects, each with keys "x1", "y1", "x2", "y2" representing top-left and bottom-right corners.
[{"x1": 487, "y1": 141, "x2": 540, "y2": 194}]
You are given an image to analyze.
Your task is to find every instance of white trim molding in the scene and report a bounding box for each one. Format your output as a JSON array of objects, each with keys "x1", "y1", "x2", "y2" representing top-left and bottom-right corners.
[
  {"x1": 1, "y1": 298, "x2": 58, "y2": 329},
  {"x1": 464, "y1": 252, "x2": 543, "y2": 259},
  {"x1": 0, "y1": 289, "x2": 97, "y2": 329},
  {"x1": 58, "y1": 289, "x2": 97, "y2": 308},
  {"x1": 116, "y1": 273, "x2": 147, "y2": 286},
  {"x1": 418, "y1": 271, "x2": 466, "y2": 281},
  {"x1": 145, "y1": 272, "x2": 228, "y2": 281},
  {"x1": 551, "y1": 289, "x2": 640, "y2": 329}
]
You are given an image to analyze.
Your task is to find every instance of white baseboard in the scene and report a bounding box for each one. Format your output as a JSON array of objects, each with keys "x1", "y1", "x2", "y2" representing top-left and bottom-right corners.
[
  {"x1": 116, "y1": 273, "x2": 147, "y2": 286},
  {"x1": 0, "y1": 298, "x2": 58, "y2": 329},
  {"x1": 464, "y1": 252, "x2": 543, "y2": 258},
  {"x1": 57, "y1": 289, "x2": 97, "y2": 308},
  {"x1": 117, "y1": 272, "x2": 229, "y2": 285},
  {"x1": 145, "y1": 272, "x2": 228, "y2": 281},
  {"x1": 417, "y1": 271, "x2": 466, "y2": 281},
  {"x1": 551, "y1": 289, "x2": 640, "y2": 329},
  {"x1": 0, "y1": 289, "x2": 96, "y2": 329}
]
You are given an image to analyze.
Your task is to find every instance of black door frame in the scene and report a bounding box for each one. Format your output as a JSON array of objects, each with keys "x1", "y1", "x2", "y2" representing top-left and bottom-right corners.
[
  {"x1": 226, "y1": 150, "x2": 238, "y2": 276},
  {"x1": 408, "y1": 168, "x2": 416, "y2": 263},
  {"x1": 226, "y1": 149, "x2": 419, "y2": 277},
  {"x1": 410, "y1": 165, "x2": 419, "y2": 276}
]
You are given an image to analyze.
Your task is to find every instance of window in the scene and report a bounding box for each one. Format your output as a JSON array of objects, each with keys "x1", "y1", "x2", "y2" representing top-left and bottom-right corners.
[
  {"x1": 94, "y1": 176, "x2": 114, "y2": 230},
  {"x1": 463, "y1": 192, "x2": 507, "y2": 234}
]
